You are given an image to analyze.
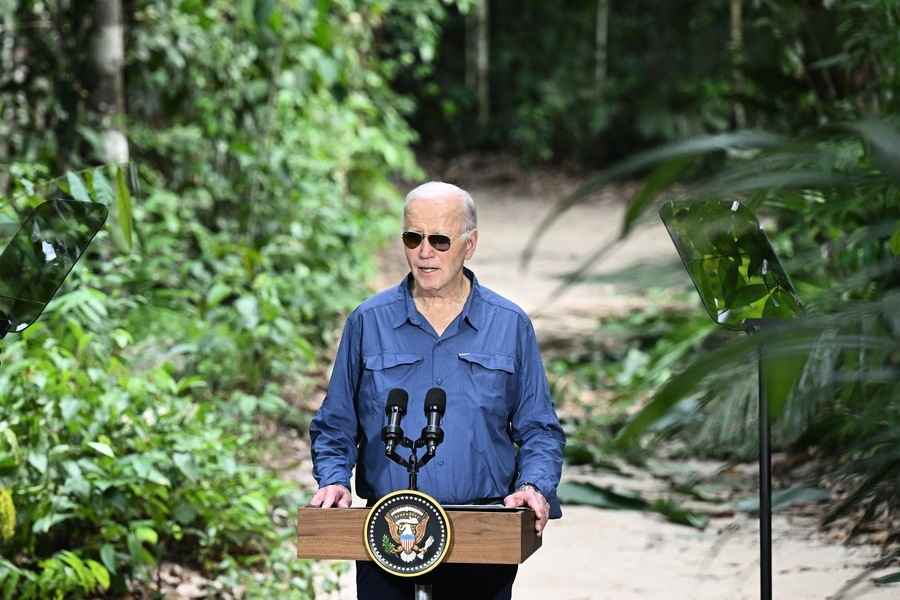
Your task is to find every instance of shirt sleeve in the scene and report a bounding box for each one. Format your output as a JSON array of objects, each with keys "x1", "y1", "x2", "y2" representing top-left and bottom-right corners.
[
  {"x1": 309, "y1": 312, "x2": 362, "y2": 491},
  {"x1": 510, "y1": 316, "x2": 566, "y2": 518}
]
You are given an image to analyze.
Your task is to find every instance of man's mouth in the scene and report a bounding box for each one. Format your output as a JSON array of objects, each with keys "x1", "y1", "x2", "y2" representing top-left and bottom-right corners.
[{"x1": 419, "y1": 267, "x2": 439, "y2": 273}]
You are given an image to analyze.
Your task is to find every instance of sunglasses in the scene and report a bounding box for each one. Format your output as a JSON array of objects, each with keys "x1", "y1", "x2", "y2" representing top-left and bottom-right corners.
[{"x1": 402, "y1": 230, "x2": 472, "y2": 252}]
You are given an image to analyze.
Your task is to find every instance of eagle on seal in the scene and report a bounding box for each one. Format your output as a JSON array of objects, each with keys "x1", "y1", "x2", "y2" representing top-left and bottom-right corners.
[{"x1": 385, "y1": 511, "x2": 430, "y2": 563}]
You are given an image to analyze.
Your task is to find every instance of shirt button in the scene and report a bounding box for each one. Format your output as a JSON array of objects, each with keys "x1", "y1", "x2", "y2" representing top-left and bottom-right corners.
[
  {"x1": 438, "y1": 459, "x2": 445, "y2": 466},
  {"x1": 435, "y1": 377, "x2": 443, "y2": 385}
]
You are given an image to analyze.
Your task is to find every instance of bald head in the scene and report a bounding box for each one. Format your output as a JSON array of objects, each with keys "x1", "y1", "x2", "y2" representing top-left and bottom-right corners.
[{"x1": 404, "y1": 181, "x2": 477, "y2": 234}]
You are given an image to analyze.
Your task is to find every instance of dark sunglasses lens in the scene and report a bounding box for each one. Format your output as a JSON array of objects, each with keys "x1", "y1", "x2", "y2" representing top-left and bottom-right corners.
[
  {"x1": 402, "y1": 232, "x2": 423, "y2": 249},
  {"x1": 428, "y1": 235, "x2": 452, "y2": 251}
]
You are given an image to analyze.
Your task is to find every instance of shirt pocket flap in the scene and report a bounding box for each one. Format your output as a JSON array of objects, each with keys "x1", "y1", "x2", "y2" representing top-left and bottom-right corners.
[
  {"x1": 364, "y1": 353, "x2": 423, "y2": 370},
  {"x1": 458, "y1": 352, "x2": 515, "y2": 374}
]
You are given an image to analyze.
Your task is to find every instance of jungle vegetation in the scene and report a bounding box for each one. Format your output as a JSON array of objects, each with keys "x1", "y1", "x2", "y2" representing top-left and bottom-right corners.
[{"x1": 0, "y1": 0, "x2": 898, "y2": 597}]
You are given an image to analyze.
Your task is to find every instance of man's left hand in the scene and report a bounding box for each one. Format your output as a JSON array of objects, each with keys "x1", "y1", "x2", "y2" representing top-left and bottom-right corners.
[{"x1": 503, "y1": 484, "x2": 550, "y2": 536}]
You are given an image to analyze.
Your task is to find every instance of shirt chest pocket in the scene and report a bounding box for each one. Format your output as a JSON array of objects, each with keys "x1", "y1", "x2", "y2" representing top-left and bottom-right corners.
[
  {"x1": 458, "y1": 352, "x2": 516, "y2": 415},
  {"x1": 361, "y1": 353, "x2": 423, "y2": 411}
]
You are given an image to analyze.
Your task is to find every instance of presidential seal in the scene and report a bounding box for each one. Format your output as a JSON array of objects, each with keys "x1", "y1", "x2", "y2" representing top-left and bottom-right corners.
[{"x1": 363, "y1": 489, "x2": 452, "y2": 577}]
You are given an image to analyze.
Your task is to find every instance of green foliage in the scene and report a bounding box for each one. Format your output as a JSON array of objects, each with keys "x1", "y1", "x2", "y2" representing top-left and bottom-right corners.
[
  {"x1": 545, "y1": 119, "x2": 900, "y2": 544},
  {"x1": 398, "y1": 0, "x2": 900, "y2": 163},
  {"x1": 0, "y1": 169, "x2": 313, "y2": 597},
  {"x1": 0, "y1": 487, "x2": 14, "y2": 541},
  {"x1": 0, "y1": 0, "x2": 460, "y2": 597}
]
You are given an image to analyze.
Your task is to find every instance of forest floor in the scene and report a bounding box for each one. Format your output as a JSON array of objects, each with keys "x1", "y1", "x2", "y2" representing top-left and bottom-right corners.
[{"x1": 304, "y1": 155, "x2": 898, "y2": 600}]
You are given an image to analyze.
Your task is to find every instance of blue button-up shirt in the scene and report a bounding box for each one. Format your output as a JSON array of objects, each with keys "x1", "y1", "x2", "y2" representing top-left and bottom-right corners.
[
  {"x1": 310, "y1": 268, "x2": 565, "y2": 517},
  {"x1": 310, "y1": 269, "x2": 565, "y2": 518}
]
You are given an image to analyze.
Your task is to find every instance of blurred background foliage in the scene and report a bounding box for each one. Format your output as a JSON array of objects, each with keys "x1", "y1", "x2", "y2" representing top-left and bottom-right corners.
[
  {"x1": 399, "y1": 0, "x2": 900, "y2": 163},
  {"x1": 0, "y1": 0, "x2": 898, "y2": 597}
]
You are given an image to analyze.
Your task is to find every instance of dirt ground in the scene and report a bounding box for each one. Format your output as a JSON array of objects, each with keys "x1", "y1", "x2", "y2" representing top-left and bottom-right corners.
[{"x1": 312, "y1": 160, "x2": 898, "y2": 600}]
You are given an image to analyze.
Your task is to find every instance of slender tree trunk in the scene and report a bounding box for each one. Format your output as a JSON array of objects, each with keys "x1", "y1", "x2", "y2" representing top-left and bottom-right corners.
[
  {"x1": 466, "y1": 0, "x2": 490, "y2": 128},
  {"x1": 93, "y1": 0, "x2": 129, "y2": 164},
  {"x1": 0, "y1": 10, "x2": 14, "y2": 194},
  {"x1": 730, "y1": 0, "x2": 746, "y2": 128},
  {"x1": 595, "y1": 0, "x2": 609, "y2": 98},
  {"x1": 465, "y1": 4, "x2": 476, "y2": 92}
]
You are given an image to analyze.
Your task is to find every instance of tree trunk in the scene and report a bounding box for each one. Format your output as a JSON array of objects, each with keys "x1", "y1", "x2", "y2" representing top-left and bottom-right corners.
[
  {"x1": 730, "y1": 0, "x2": 746, "y2": 128},
  {"x1": 93, "y1": 0, "x2": 129, "y2": 164},
  {"x1": 595, "y1": 0, "x2": 609, "y2": 98},
  {"x1": 466, "y1": 0, "x2": 490, "y2": 128}
]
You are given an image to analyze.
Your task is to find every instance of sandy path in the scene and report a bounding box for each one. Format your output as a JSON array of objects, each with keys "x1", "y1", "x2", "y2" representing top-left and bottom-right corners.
[{"x1": 314, "y1": 175, "x2": 896, "y2": 599}]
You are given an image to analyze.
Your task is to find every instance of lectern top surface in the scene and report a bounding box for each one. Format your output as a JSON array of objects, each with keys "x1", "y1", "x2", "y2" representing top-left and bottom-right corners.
[{"x1": 440, "y1": 505, "x2": 524, "y2": 512}]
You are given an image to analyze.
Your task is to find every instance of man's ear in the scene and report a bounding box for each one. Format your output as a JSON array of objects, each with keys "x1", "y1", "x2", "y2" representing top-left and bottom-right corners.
[{"x1": 464, "y1": 229, "x2": 478, "y2": 259}]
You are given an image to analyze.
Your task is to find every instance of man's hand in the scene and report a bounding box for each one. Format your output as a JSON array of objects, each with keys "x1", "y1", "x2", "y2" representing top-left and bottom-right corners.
[
  {"x1": 503, "y1": 484, "x2": 550, "y2": 536},
  {"x1": 309, "y1": 484, "x2": 352, "y2": 508}
]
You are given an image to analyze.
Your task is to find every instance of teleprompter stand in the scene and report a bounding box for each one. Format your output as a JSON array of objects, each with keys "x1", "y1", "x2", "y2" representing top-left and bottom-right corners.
[
  {"x1": 660, "y1": 198, "x2": 806, "y2": 600},
  {"x1": 744, "y1": 318, "x2": 782, "y2": 600}
]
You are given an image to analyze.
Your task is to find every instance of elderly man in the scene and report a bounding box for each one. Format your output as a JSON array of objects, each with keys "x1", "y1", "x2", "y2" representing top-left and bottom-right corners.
[{"x1": 309, "y1": 181, "x2": 565, "y2": 599}]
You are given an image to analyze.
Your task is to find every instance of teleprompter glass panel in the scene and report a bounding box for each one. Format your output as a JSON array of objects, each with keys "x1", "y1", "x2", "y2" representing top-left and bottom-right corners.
[
  {"x1": 660, "y1": 198, "x2": 802, "y2": 331},
  {"x1": 0, "y1": 196, "x2": 108, "y2": 333}
]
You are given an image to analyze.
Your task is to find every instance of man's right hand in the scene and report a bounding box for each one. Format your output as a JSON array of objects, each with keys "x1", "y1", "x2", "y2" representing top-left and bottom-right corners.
[{"x1": 309, "y1": 484, "x2": 352, "y2": 508}]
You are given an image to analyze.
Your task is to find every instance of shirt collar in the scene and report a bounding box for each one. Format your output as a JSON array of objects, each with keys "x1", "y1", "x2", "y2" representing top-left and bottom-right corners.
[{"x1": 393, "y1": 267, "x2": 482, "y2": 331}]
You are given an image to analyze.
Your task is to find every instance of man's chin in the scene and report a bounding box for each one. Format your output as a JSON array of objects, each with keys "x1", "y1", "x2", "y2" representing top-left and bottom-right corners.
[
  {"x1": 412, "y1": 279, "x2": 443, "y2": 294},
  {"x1": 412, "y1": 271, "x2": 443, "y2": 288}
]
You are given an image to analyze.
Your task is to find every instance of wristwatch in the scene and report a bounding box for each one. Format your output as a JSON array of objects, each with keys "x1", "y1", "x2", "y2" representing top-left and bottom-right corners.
[{"x1": 517, "y1": 481, "x2": 543, "y2": 496}]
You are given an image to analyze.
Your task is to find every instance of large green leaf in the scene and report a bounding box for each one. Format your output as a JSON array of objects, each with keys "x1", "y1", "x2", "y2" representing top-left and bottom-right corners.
[
  {"x1": 114, "y1": 166, "x2": 133, "y2": 250},
  {"x1": 614, "y1": 333, "x2": 756, "y2": 445},
  {"x1": 760, "y1": 339, "x2": 809, "y2": 419},
  {"x1": 842, "y1": 120, "x2": 900, "y2": 183},
  {"x1": 611, "y1": 314, "x2": 879, "y2": 445},
  {"x1": 65, "y1": 172, "x2": 91, "y2": 203},
  {"x1": 520, "y1": 130, "x2": 786, "y2": 270},
  {"x1": 621, "y1": 155, "x2": 696, "y2": 238},
  {"x1": 557, "y1": 481, "x2": 708, "y2": 529},
  {"x1": 557, "y1": 481, "x2": 648, "y2": 510},
  {"x1": 873, "y1": 571, "x2": 900, "y2": 586},
  {"x1": 734, "y1": 486, "x2": 830, "y2": 513}
]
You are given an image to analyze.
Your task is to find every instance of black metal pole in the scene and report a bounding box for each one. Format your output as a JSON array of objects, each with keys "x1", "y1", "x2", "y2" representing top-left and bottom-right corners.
[
  {"x1": 408, "y1": 442, "x2": 418, "y2": 490},
  {"x1": 750, "y1": 323, "x2": 773, "y2": 600},
  {"x1": 758, "y1": 342, "x2": 773, "y2": 600}
]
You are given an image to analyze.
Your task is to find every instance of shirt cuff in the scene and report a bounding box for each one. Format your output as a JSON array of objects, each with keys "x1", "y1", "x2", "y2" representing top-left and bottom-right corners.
[
  {"x1": 319, "y1": 478, "x2": 351, "y2": 492},
  {"x1": 516, "y1": 478, "x2": 562, "y2": 519}
]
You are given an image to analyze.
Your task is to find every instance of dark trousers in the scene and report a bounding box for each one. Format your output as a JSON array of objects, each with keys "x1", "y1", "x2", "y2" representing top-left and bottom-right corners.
[{"x1": 356, "y1": 561, "x2": 517, "y2": 600}]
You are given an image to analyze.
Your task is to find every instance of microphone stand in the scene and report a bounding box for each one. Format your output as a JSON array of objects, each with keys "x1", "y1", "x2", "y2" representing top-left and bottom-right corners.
[
  {"x1": 386, "y1": 433, "x2": 439, "y2": 491},
  {"x1": 384, "y1": 416, "x2": 444, "y2": 600}
]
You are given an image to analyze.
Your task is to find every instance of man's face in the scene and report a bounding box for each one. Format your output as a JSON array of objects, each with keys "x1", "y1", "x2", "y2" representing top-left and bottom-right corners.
[{"x1": 403, "y1": 194, "x2": 477, "y2": 296}]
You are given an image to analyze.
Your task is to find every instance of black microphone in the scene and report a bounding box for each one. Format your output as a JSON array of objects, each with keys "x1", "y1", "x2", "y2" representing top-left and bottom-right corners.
[
  {"x1": 383, "y1": 388, "x2": 408, "y2": 455},
  {"x1": 422, "y1": 387, "x2": 446, "y2": 455}
]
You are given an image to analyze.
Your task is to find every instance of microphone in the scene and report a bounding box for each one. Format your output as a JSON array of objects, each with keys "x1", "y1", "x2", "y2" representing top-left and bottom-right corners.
[
  {"x1": 383, "y1": 388, "x2": 408, "y2": 455},
  {"x1": 422, "y1": 387, "x2": 446, "y2": 456}
]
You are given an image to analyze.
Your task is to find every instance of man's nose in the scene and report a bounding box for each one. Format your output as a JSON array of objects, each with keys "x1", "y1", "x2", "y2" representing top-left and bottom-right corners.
[{"x1": 418, "y1": 238, "x2": 436, "y2": 257}]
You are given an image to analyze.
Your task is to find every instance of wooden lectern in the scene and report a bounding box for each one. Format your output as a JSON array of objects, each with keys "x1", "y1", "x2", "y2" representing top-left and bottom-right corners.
[{"x1": 297, "y1": 505, "x2": 541, "y2": 564}]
